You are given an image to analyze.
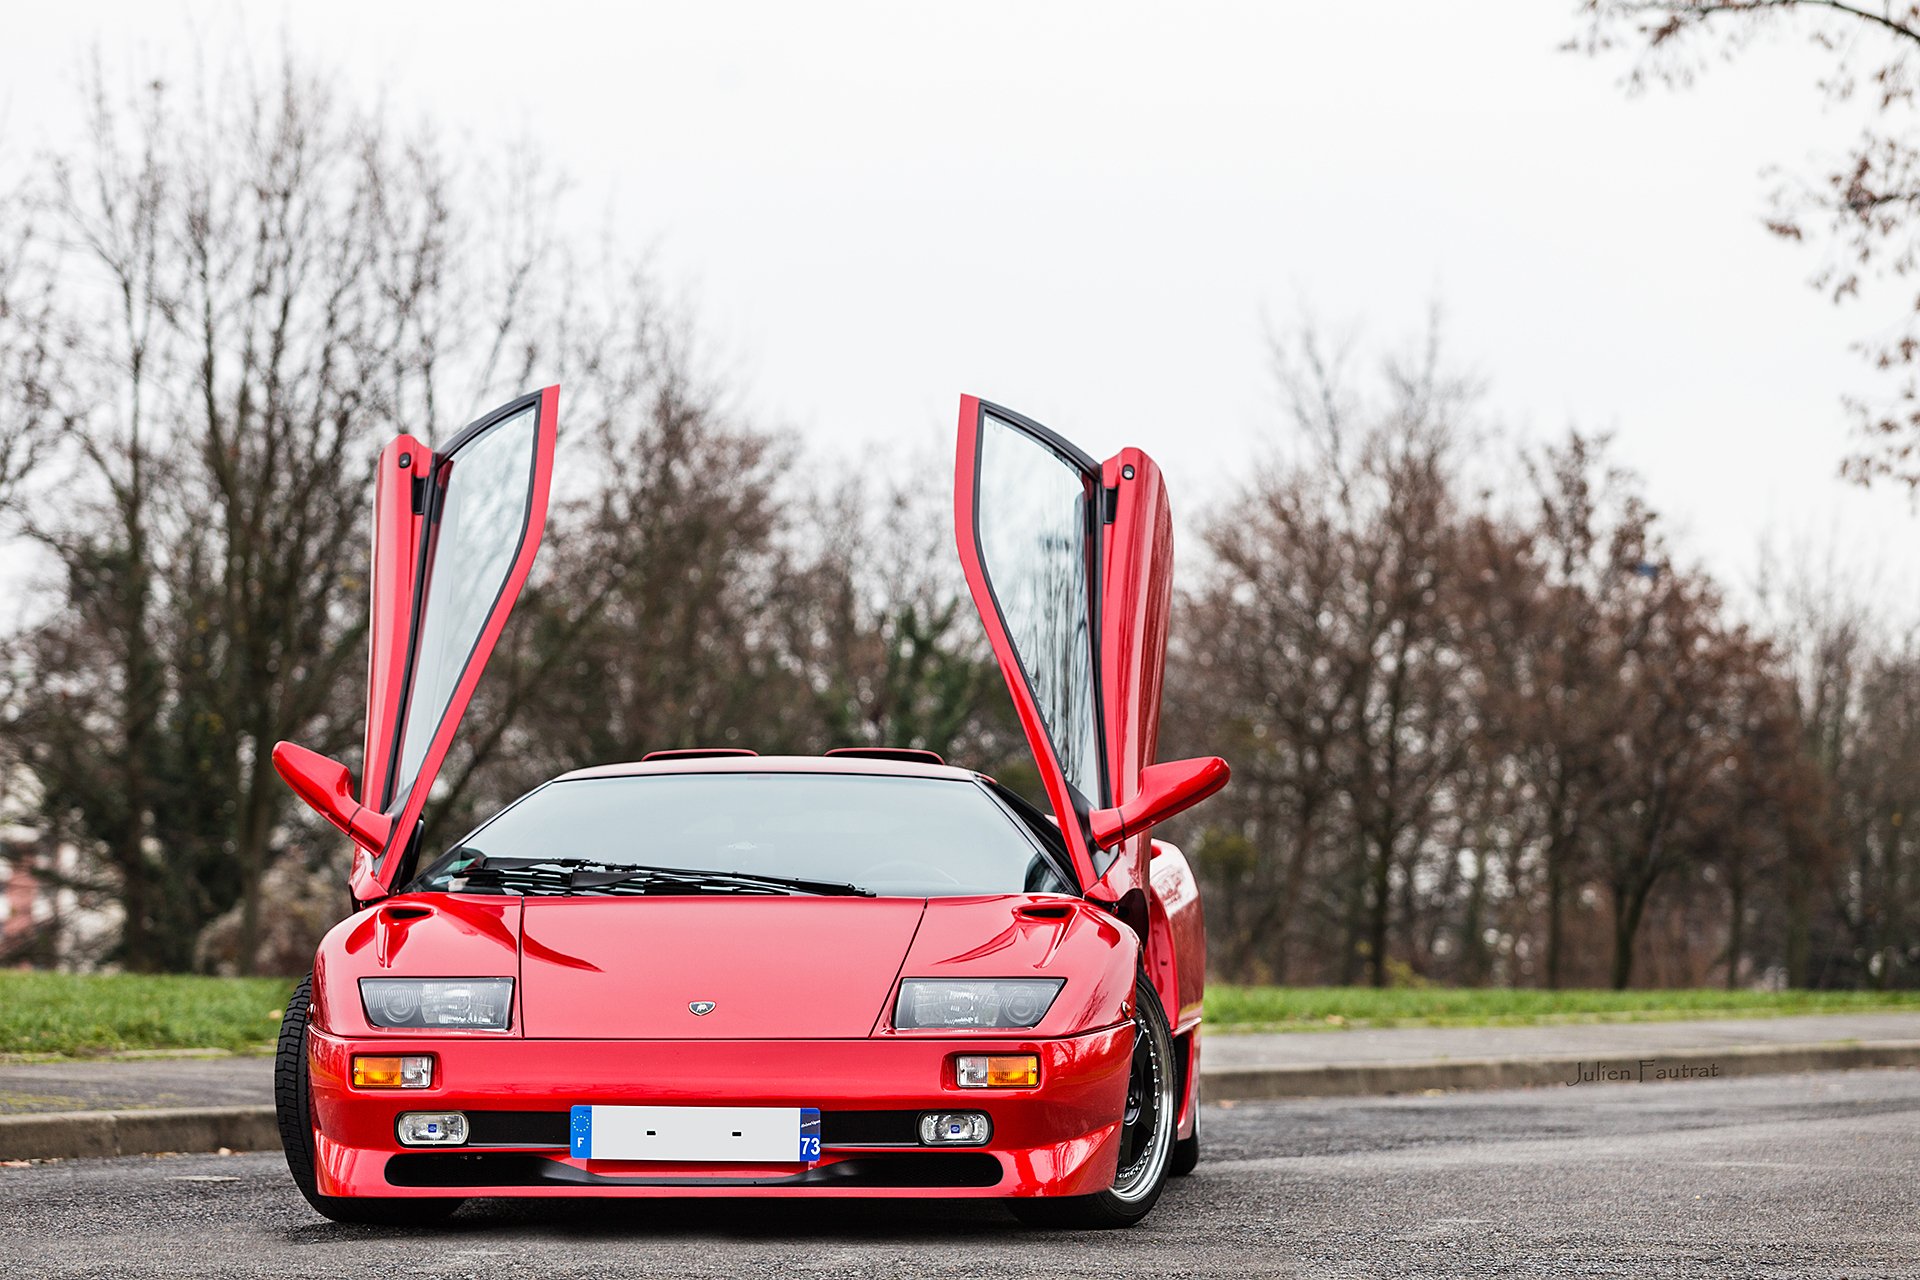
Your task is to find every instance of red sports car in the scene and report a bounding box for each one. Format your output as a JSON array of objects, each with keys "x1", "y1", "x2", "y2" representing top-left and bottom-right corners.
[{"x1": 271, "y1": 390, "x2": 1228, "y2": 1228}]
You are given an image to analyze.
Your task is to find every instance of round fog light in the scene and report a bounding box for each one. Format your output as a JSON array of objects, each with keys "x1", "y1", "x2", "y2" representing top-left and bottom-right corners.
[
  {"x1": 919, "y1": 1111, "x2": 991, "y2": 1146},
  {"x1": 397, "y1": 1112, "x2": 468, "y2": 1146}
]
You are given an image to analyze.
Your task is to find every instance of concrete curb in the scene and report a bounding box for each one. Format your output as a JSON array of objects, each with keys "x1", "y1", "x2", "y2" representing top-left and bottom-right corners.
[
  {"x1": 0, "y1": 1106, "x2": 278, "y2": 1161},
  {"x1": 1199, "y1": 1038, "x2": 1920, "y2": 1101},
  {"x1": 4, "y1": 1040, "x2": 1916, "y2": 1160}
]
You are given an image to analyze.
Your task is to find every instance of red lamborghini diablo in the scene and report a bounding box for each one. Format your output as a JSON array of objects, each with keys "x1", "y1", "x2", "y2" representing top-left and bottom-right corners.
[{"x1": 271, "y1": 389, "x2": 1228, "y2": 1228}]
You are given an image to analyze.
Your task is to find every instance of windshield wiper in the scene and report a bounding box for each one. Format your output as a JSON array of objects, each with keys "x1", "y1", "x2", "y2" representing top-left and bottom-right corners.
[
  {"x1": 439, "y1": 856, "x2": 609, "y2": 896},
  {"x1": 444, "y1": 855, "x2": 872, "y2": 898},
  {"x1": 568, "y1": 863, "x2": 874, "y2": 898}
]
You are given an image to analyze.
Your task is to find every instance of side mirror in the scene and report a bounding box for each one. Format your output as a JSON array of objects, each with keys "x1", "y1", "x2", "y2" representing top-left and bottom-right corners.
[
  {"x1": 1088, "y1": 756, "x2": 1230, "y2": 848},
  {"x1": 271, "y1": 741, "x2": 395, "y2": 854}
]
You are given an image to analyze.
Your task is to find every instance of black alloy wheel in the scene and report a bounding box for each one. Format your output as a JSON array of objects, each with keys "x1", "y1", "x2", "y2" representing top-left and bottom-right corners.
[{"x1": 1010, "y1": 973, "x2": 1177, "y2": 1229}]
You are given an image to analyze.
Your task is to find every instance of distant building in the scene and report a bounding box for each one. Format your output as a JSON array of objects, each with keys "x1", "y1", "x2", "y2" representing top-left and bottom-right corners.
[{"x1": 0, "y1": 767, "x2": 119, "y2": 969}]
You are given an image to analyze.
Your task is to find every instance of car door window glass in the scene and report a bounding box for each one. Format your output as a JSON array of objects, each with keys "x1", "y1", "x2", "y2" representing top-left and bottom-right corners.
[
  {"x1": 389, "y1": 404, "x2": 540, "y2": 811},
  {"x1": 973, "y1": 412, "x2": 1104, "y2": 805}
]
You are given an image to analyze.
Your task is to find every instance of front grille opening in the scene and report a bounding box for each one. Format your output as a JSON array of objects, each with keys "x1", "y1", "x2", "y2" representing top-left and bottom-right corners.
[
  {"x1": 386, "y1": 1152, "x2": 1003, "y2": 1190},
  {"x1": 466, "y1": 1111, "x2": 570, "y2": 1147}
]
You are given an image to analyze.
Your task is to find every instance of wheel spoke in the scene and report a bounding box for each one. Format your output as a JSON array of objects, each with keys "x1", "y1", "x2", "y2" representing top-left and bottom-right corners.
[{"x1": 1111, "y1": 998, "x2": 1175, "y2": 1202}]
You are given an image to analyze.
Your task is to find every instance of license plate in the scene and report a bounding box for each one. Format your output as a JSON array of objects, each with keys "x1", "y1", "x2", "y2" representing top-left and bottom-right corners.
[{"x1": 569, "y1": 1105, "x2": 822, "y2": 1163}]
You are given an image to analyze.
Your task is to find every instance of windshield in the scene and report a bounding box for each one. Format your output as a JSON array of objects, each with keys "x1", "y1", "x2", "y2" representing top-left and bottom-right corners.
[{"x1": 410, "y1": 772, "x2": 1073, "y2": 898}]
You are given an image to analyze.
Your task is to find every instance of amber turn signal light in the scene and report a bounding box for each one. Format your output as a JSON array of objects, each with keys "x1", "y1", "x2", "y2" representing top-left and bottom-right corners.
[
  {"x1": 351, "y1": 1054, "x2": 433, "y2": 1089},
  {"x1": 955, "y1": 1054, "x2": 1039, "y2": 1088}
]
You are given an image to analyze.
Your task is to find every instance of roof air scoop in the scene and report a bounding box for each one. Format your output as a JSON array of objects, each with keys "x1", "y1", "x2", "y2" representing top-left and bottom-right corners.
[{"x1": 825, "y1": 747, "x2": 947, "y2": 766}]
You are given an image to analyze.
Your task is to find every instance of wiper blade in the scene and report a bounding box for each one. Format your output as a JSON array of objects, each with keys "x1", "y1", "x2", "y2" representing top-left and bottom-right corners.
[
  {"x1": 569, "y1": 863, "x2": 875, "y2": 898},
  {"x1": 458, "y1": 855, "x2": 628, "y2": 874},
  {"x1": 448, "y1": 855, "x2": 873, "y2": 898},
  {"x1": 444, "y1": 855, "x2": 641, "y2": 896}
]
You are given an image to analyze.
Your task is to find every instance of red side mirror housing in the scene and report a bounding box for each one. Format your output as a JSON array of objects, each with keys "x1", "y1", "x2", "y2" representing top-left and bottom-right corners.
[
  {"x1": 271, "y1": 741, "x2": 394, "y2": 855},
  {"x1": 1088, "y1": 756, "x2": 1230, "y2": 848}
]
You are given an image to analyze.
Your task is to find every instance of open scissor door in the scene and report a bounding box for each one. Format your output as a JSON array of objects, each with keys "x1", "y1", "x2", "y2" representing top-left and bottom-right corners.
[
  {"x1": 275, "y1": 387, "x2": 558, "y2": 903},
  {"x1": 954, "y1": 396, "x2": 1223, "y2": 905}
]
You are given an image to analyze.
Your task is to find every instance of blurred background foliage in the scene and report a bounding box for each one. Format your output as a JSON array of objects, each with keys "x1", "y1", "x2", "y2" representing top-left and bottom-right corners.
[{"x1": 6, "y1": 9, "x2": 1920, "y2": 995}]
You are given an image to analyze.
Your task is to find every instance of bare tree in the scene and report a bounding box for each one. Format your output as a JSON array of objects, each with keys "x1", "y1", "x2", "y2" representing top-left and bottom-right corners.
[
  {"x1": 0, "y1": 189, "x2": 62, "y2": 513},
  {"x1": 1170, "y1": 325, "x2": 1485, "y2": 987},
  {"x1": 774, "y1": 451, "x2": 1015, "y2": 768},
  {"x1": 2, "y1": 56, "x2": 555, "y2": 969},
  {"x1": 1577, "y1": 2, "x2": 1920, "y2": 484},
  {"x1": 1169, "y1": 430, "x2": 1357, "y2": 983},
  {"x1": 418, "y1": 306, "x2": 799, "y2": 847}
]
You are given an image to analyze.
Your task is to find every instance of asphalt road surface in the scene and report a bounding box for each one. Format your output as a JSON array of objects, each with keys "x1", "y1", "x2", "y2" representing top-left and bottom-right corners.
[{"x1": 5, "y1": 1069, "x2": 1917, "y2": 1278}]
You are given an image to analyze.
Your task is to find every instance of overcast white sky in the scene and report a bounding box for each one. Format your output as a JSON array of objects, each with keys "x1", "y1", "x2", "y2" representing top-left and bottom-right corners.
[{"x1": 6, "y1": 1, "x2": 1918, "y2": 603}]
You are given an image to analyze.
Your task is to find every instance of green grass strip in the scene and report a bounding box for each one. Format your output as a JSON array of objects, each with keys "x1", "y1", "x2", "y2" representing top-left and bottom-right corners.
[
  {"x1": 1206, "y1": 985, "x2": 1920, "y2": 1031},
  {"x1": 0, "y1": 972, "x2": 296, "y2": 1056}
]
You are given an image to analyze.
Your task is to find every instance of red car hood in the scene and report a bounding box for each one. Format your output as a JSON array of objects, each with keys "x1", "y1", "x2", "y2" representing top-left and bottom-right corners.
[{"x1": 518, "y1": 896, "x2": 927, "y2": 1039}]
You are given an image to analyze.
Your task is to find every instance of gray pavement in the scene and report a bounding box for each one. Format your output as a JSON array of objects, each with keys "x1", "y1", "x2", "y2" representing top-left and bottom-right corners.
[
  {"x1": 1202, "y1": 1010, "x2": 1920, "y2": 1066},
  {"x1": 0, "y1": 1055, "x2": 272, "y2": 1115},
  {"x1": 4, "y1": 1068, "x2": 1916, "y2": 1277}
]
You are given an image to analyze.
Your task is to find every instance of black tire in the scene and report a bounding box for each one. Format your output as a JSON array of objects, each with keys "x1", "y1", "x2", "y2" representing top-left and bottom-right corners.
[
  {"x1": 1010, "y1": 974, "x2": 1177, "y2": 1229},
  {"x1": 275, "y1": 975, "x2": 464, "y2": 1226},
  {"x1": 1170, "y1": 1067, "x2": 1200, "y2": 1177}
]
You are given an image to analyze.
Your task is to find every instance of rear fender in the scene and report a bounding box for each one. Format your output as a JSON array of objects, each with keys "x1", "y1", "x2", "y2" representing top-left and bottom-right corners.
[{"x1": 1147, "y1": 838, "x2": 1205, "y2": 1034}]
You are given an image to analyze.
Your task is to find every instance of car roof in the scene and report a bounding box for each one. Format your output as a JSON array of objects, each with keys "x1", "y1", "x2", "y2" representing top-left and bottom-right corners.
[{"x1": 553, "y1": 754, "x2": 984, "y2": 784}]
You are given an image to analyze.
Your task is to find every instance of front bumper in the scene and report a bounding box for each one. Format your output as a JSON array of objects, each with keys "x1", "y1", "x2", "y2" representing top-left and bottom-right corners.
[{"x1": 306, "y1": 1025, "x2": 1134, "y2": 1198}]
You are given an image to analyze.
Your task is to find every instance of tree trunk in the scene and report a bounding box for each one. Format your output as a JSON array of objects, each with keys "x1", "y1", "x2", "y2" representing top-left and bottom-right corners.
[
  {"x1": 234, "y1": 768, "x2": 275, "y2": 976},
  {"x1": 1546, "y1": 850, "x2": 1566, "y2": 990},
  {"x1": 119, "y1": 846, "x2": 154, "y2": 972},
  {"x1": 1339, "y1": 828, "x2": 1369, "y2": 986},
  {"x1": 1785, "y1": 843, "x2": 1812, "y2": 988},
  {"x1": 1459, "y1": 845, "x2": 1487, "y2": 984},
  {"x1": 1610, "y1": 880, "x2": 1650, "y2": 990},
  {"x1": 1725, "y1": 875, "x2": 1745, "y2": 991},
  {"x1": 1367, "y1": 836, "x2": 1392, "y2": 988}
]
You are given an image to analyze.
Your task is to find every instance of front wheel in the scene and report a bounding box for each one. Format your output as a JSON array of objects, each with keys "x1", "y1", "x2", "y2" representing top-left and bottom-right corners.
[
  {"x1": 1011, "y1": 973, "x2": 1176, "y2": 1229},
  {"x1": 1170, "y1": 1073, "x2": 1200, "y2": 1176},
  {"x1": 274, "y1": 975, "x2": 464, "y2": 1226}
]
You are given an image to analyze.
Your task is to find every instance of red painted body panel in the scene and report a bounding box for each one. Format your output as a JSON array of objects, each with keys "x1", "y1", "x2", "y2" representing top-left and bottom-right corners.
[
  {"x1": 1092, "y1": 447, "x2": 1174, "y2": 904},
  {"x1": 519, "y1": 897, "x2": 927, "y2": 1039},
  {"x1": 305, "y1": 891, "x2": 1138, "y2": 1199},
  {"x1": 887, "y1": 896, "x2": 1137, "y2": 1038},
  {"x1": 360, "y1": 434, "x2": 429, "y2": 814},
  {"x1": 306, "y1": 1024, "x2": 1132, "y2": 1199},
  {"x1": 1148, "y1": 840, "x2": 1207, "y2": 1034},
  {"x1": 312, "y1": 895, "x2": 524, "y2": 1038},
  {"x1": 269, "y1": 742, "x2": 393, "y2": 856},
  {"x1": 313, "y1": 889, "x2": 1139, "y2": 1044},
  {"x1": 1145, "y1": 838, "x2": 1206, "y2": 1138}
]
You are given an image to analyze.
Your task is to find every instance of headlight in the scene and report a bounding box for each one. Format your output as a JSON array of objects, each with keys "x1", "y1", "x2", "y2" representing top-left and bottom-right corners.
[
  {"x1": 359, "y1": 978, "x2": 514, "y2": 1030},
  {"x1": 894, "y1": 979, "x2": 1064, "y2": 1030}
]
